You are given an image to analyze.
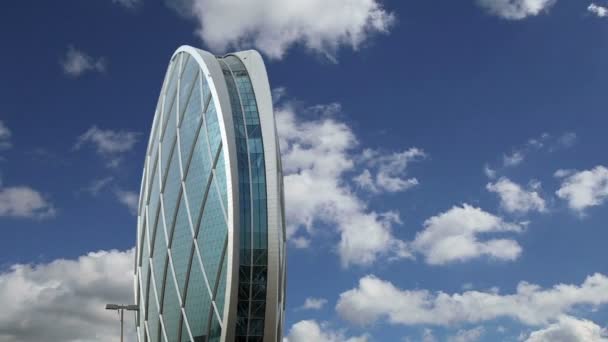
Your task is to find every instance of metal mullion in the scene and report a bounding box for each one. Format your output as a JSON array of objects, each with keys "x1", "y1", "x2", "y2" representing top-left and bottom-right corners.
[
  {"x1": 181, "y1": 115, "x2": 205, "y2": 181},
  {"x1": 193, "y1": 239, "x2": 215, "y2": 299},
  {"x1": 146, "y1": 153, "x2": 159, "y2": 210},
  {"x1": 149, "y1": 261, "x2": 162, "y2": 322},
  {"x1": 167, "y1": 251, "x2": 183, "y2": 307},
  {"x1": 144, "y1": 320, "x2": 151, "y2": 342},
  {"x1": 159, "y1": 198, "x2": 169, "y2": 248},
  {"x1": 160, "y1": 138, "x2": 178, "y2": 193},
  {"x1": 193, "y1": 171, "x2": 214, "y2": 237},
  {"x1": 211, "y1": 157, "x2": 229, "y2": 226},
  {"x1": 179, "y1": 241, "x2": 196, "y2": 302},
  {"x1": 211, "y1": 301, "x2": 224, "y2": 330},
  {"x1": 138, "y1": 269, "x2": 147, "y2": 319},
  {"x1": 177, "y1": 129, "x2": 185, "y2": 183},
  {"x1": 159, "y1": 315, "x2": 170, "y2": 342},
  {"x1": 166, "y1": 189, "x2": 184, "y2": 249},
  {"x1": 180, "y1": 182, "x2": 196, "y2": 238},
  {"x1": 181, "y1": 307, "x2": 196, "y2": 342},
  {"x1": 176, "y1": 241, "x2": 196, "y2": 342},
  {"x1": 211, "y1": 236, "x2": 228, "y2": 299}
]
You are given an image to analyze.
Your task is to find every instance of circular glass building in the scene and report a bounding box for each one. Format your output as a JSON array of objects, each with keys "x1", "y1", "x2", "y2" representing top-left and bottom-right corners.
[{"x1": 134, "y1": 46, "x2": 286, "y2": 342}]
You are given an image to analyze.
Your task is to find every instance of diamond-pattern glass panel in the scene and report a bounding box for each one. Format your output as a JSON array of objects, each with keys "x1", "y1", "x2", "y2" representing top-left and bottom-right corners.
[
  {"x1": 171, "y1": 195, "x2": 194, "y2": 297},
  {"x1": 184, "y1": 255, "x2": 212, "y2": 341},
  {"x1": 214, "y1": 253, "x2": 228, "y2": 318},
  {"x1": 163, "y1": 145, "x2": 181, "y2": 236},
  {"x1": 214, "y1": 149, "x2": 228, "y2": 218},
  {"x1": 161, "y1": 101, "x2": 178, "y2": 175},
  {"x1": 197, "y1": 177, "x2": 228, "y2": 290},
  {"x1": 205, "y1": 101, "x2": 221, "y2": 159},
  {"x1": 178, "y1": 56, "x2": 199, "y2": 124},
  {"x1": 184, "y1": 124, "x2": 212, "y2": 222},
  {"x1": 152, "y1": 216, "x2": 167, "y2": 302},
  {"x1": 208, "y1": 311, "x2": 222, "y2": 342},
  {"x1": 179, "y1": 77, "x2": 203, "y2": 167},
  {"x1": 162, "y1": 266, "x2": 181, "y2": 341},
  {"x1": 147, "y1": 283, "x2": 161, "y2": 342}
]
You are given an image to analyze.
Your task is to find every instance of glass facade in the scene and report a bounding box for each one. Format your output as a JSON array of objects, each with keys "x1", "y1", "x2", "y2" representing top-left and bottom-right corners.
[{"x1": 135, "y1": 46, "x2": 285, "y2": 342}]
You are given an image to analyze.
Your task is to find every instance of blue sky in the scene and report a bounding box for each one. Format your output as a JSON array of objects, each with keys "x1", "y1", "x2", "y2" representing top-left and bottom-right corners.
[{"x1": 1, "y1": 0, "x2": 608, "y2": 341}]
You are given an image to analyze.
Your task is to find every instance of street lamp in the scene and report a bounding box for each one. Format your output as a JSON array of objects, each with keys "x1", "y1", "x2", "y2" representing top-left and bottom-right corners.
[{"x1": 106, "y1": 303, "x2": 138, "y2": 342}]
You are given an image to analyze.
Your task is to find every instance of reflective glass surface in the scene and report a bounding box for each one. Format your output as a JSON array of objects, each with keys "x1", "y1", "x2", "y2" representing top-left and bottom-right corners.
[{"x1": 138, "y1": 49, "x2": 230, "y2": 342}]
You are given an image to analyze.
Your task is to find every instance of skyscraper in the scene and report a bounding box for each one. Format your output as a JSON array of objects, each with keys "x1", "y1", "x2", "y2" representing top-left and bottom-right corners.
[{"x1": 134, "y1": 46, "x2": 286, "y2": 342}]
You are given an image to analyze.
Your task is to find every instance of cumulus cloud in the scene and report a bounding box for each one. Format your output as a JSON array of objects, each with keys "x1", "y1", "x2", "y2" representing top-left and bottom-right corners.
[
  {"x1": 166, "y1": 0, "x2": 395, "y2": 60},
  {"x1": 283, "y1": 320, "x2": 369, "y2": 342},
  {"x1": 0, "y1": 120, "x2": 11, "y2": 150},
  {"x1": 115, "y1": 189, "x2": 139, "y2": 215},
  {"x1": 61, "y1": 46, "x2": 106, "y2": 77},
  {"x1": 0, "y1": 186, "x2": 55, "y2": 219},
  {"x1": 0, "y1": 249, "x2": 135, "y2": 342},
  {"x1": 525, "y1": 316, "x2": 608, "y2": 342},
  {"x1": 300, "y1": 297, "x2": 328, "y2": 311},
  {"x1": 336, "y1": 273, "x2": 608, "y2": 327},
  {"x1": 354, "y1": 148, "x2": 425, "y2": 193},
  {"x1": 589, "y1": 3, "x2": 608, "y2": 17},
  {"x1": 556, "y1": 166, "x2": 608, "y2": 213},
  {"x1": 476, "y1": 0, "x2": 557, "y2": 20},
  {"x1": 411, "y1": 204, "x2": 523, "y2": 265},
  {"x1": 74, "y1": 126, "x2": 140, "y2": 167},
  {"x1": 276, "y1": 97, "x2": 413, "y2": 267},
  {"x1": 487, "y1": 178, "x2": 546, "y2": 214}
]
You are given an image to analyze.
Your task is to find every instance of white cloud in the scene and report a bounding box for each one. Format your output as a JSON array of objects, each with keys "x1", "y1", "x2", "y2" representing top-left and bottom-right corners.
[
  {"x1": 276, "y1": 98, "x2": 412, "y2": 267},
  {"x1": 556, "y1": 166, "x2": 608, "y2": 213},
  {"x1": 411, "y1": 204, "x2": 523, "y2": 265},
  {"x1": 74, "y1": 126, "x2": 140, "y2": 167},
  {"x1": 484, "y1": 164, "x2": 497, "y2": 179},
  {"x1": 300, "y1": 297, "x2": 328, "y2": 310},
  {"x1": 166, "y1": 0, "x2": 395, "y2": 60},
  {"x1": 487, "y1": 178, "x2": 546, "y2": 214},
  {"x1": 61, "y1": 46, "x2": 106, "y2": 77},
  {"x1": 355, "y1": 148, "x2": 425, "y2": 193},
  {"x1": 525, "y1": 316, "x2": 608, "y2": 342},
  {"x1": 554, "y1": 169, "x2": 575, "y2": 178},
  {"x1": 283, "y1": 320, "x2": 369, "y2": 342},
  {"x1": 115, "y1": 189, "x2": 139, "y2": 215},
  {"x1": 476, "y1": 0, "x2": 557, "y2": 20},
  {"x1": 0, "y1": 186, "x2": 55, "y2": 219},
  {"x1": 83, "y1": 177, "x2": 114, "y2": 196},
  {"x1": 487, "y1": 132, "x2": 574, "y2": 173},
  {"x1": 336, "y1": 273, "x2": 608, "y2": 327},
  {"x1": 291, "y1": 236, "x2": 311, "y2": 249},
  {"x1": 0, "y1": 249, "x2": 135, "y2": 342},
  {"x1": 448, "y1": 327, "x2": 485, "y2": 342},
  {"x1": 504, "y1": 151, "x2": 525, "y2": 167},
  {"x1": 0, "y1": 120, "x2": 11, "y2": 150},
  {"x1": 422, "y1": 328, "x2": 437, "y2": 342},
  {"x1": 589, "y1": 3, "x2": 608, "y2": 17}
]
